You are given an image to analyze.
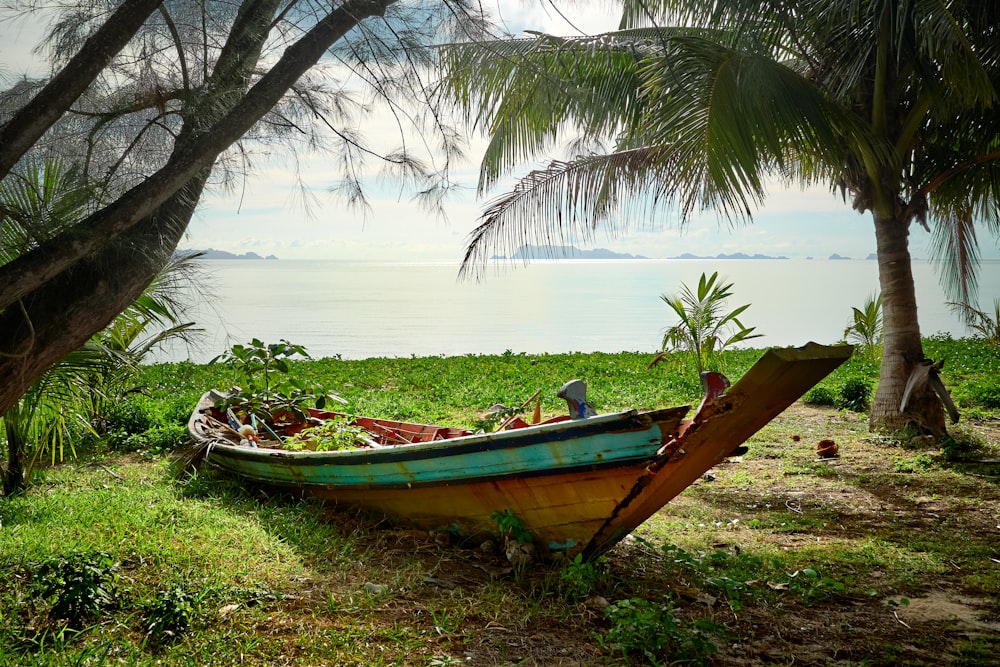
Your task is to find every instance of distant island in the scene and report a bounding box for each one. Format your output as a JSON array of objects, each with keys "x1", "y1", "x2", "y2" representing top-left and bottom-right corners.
[
  {"x1": 493, "y1": 245, "x2": 801, "y2": 260},
  {"x1": 497, "y1": 245, "x2": 648, "y2": 260},
  {"x1": 672, "y1": 252, "x2": 788, "y2": 260},
  {"x1": 179, "y1": 248, "x2": 278, "y2": 260}
]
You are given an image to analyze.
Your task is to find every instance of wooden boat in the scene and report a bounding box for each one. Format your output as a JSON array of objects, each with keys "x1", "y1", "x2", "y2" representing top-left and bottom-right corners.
[{"x1": 188, "y1": 343, "x2": 851, "y2": 557}]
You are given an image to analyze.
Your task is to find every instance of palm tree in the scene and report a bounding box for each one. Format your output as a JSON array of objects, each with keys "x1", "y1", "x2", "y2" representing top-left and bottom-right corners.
[
  {"x1": 658, "y1": 272, "x2": 761, "y2": 372},
  {"x1": 440, "y1": 0, "x2": 1000, "y2": 433},
  {"x1": 1, "y1": 161, "x2": 200, "y2": 493}
]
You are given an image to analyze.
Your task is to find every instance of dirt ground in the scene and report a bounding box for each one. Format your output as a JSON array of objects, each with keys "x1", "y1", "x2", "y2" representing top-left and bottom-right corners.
[
  {"x1": 398, "y1": 406, "x2": 998, "y2": 665},
  {"x1": 221, "y1": 405, "x2": 1000, "y2": 666}
]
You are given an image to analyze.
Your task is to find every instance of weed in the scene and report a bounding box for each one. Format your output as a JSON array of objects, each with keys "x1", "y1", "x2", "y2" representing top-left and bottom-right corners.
[
  {"x1": 893, "y1": 454, "x2": 936, "y2": 473},
  {"x1": 783, "y1": 568, "x2": 846, "y2": 602},
  {"x1": 490, "y1": 508, "x2": 533, "y2": 544},
  {"x1": 803, "y1": 385, "x2": 836, "y2": 406},
  {"x1": 601, "y1": 596, "x2": 720, "y2": 665},
  {"x1": 283, "y1": 417, "x2": 370, "y2": 451},
  {"x1": 559, "y1": 553, "x2": 606, "y2": 599},
  {"x1": 143, "y1": 587, "x2": 197, "y2": 643},
  {"x1": 212, "y1": 338, "x2": 339, "y2": 423},
  {"x1": 33, "y1": 551, "x2": 118, "y2": 628},
  {"x1": 940, "y1": 427, "x2": 993, "y2": 461}
]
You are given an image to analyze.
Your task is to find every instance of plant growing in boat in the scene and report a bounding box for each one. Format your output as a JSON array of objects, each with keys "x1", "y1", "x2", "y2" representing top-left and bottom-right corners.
[
  {"x1": 212, "y1": 339, "x2": 339, "y2": 423},
  {"x1": 283, "y1": 417, "x2": 370, "y2": 452}
]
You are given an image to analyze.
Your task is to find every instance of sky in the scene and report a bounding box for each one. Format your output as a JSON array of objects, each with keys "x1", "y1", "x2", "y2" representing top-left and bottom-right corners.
[{"x1": 2, "y1": 3, "x2": 997, "y2": 263}]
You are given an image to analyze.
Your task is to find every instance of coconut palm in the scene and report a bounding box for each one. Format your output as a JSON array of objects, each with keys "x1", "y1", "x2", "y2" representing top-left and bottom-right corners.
[
  {"x1": 844, "y1": 293, "x2": 884, "y2": 360},
  {"x1": 440, "y1": 0, "x2": 1000, "y2": 433}
]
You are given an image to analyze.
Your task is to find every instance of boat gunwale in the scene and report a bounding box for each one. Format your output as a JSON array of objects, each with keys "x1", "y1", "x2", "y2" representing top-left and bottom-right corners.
[{"x1": 191, "y1": 393, "x2": 689, "y2": 467}]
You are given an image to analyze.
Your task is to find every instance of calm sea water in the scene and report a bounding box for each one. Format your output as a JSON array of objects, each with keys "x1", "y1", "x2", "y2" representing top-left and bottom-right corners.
[{"x1": 154, "y1": 259, "x2": 1000, "y2": 363}]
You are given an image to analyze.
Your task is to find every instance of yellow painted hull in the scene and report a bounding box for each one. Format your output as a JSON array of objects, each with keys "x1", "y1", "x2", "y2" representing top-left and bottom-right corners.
[{"x1": 190, "y1": 343, "x2": 852, "y2": 556}]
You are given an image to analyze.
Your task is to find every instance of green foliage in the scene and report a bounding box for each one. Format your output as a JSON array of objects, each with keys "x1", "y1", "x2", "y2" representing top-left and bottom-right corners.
[
  {"x1": 837, "y1": 377, "x2": 872, "y2": 412},
  {"x1": 34, "y1": 551, "x2": 118, "y2": 628},
  {"x1": 948, "y1": 299, "x2": 1000, "y2": 346},
  {"x1": 283, "y1": 417, "x2": 369, "y2": 451},
  {"x1": 601, "y1": 596, "x2": 720, "y2": 665},
  {"x1": 939, "y1": 428, "x2": 992, "y2": 462},
  {"x1": 490, "y1": 508, "x2": 533, "y2": 544},
  {"x1": 803, "y1": 385, "x2": 836, "y2": 407},
  {"x1": 143, "y1": 587, "x2": 197, "y2": 643},
  {"x1": 101, "y1": 396, "x2": 159, "y2": 435},
  {"x1": 893, "y1": 454, "x2": 936, "y2": 473},
  {"x1": 783, "y1": 568, "x2": 846, "y2": 602},
  {"x1": 953, "y1": 379, "x2": 1000, "y2": 410},
  {"x1": 843, "y1": 293, "x2": 883, "y2": 359},
  {"x1": 658, "y1": 272, "x2": 762, "y2": 373},
  {"x1": 559, "y1": 554, "x2": 606, "y2": 599},
  {"x1": 213, "y1": 339, "x2": 338, "y2": 423}
]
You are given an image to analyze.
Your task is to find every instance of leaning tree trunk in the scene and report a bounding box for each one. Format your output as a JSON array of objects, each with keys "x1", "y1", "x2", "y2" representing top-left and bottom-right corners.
[
  {"x1": 0, "y1": 0, "x2": 399, "y2": 421},
  {"x1": 870, "y1": 212, "x2": 946, "y2": 435}
]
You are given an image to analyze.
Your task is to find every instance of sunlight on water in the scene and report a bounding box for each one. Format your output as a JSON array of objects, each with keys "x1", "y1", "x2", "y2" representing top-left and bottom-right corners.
[{"x1": 156, "y1": 259, "x2": 1000, "y2": 362}]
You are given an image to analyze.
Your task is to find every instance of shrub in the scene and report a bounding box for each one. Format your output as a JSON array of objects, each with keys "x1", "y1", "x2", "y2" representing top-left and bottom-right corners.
[
  {"x1": 940, "y1": 428, "x2": 991, "y2": 461},
  {"x1": 101, "y1": 396, "x2": 158, "y2": 435},
  {"x1": 837, "y1": 378, "x2": 872, "y2": 412},
  {"x1": 144, "y1": 587, "x2": 197, "y2": 642},
  {"x1": 803, "y1": 386, "x2": 836, "y2": 407},
  {"x1": 953, "y1": 379, "x2": 1000, "y2": 410}
]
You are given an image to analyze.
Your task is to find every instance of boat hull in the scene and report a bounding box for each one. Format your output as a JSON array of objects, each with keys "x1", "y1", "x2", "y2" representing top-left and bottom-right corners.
[{"x1": 189, "y1": 343, "x2": 853, "y2": 557}]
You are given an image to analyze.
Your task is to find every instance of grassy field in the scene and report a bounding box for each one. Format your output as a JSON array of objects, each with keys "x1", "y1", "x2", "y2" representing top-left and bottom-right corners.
[{"x1": 1, "y1": 338, "x2": 998, "y2": 665}]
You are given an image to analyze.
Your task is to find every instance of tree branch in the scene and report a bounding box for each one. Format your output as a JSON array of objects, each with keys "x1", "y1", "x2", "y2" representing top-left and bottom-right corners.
[
  {"x1": 0, "y1": 0, "x2": 165, "y2": 179},
  {"x1": 0, "y1": 0, "x2": 398, "y2": 313}
]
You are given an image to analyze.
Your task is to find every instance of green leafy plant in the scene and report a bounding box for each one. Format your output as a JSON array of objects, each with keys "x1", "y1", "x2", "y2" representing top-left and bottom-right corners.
[
  {"x1": 601, "y1": 597, "x2": 720, "y2": 665},
  {"x1": 939, "y1": 428, "x2": 992, "y2": 462},
  {"x1": 657, "y1": 272, "x2": 762, "y2": 373},
  {"x1": 803, "y1": 385, "x2": 836, "y2": 407},
  {"x1": 34, "y1": 551, "x2": 118, "y2": 628},
  {"x1": 490, "y1": 508, "x2": 533, "y2": 544},
  {"x1": 783, "y1": 568, "x2": 846, "y2": 603},
  {"x1": 893, "y1": 453, "x2": 935, "y2": 473},
  {"x1": 559, "y1": 553, "x2": 606, "y2": 599},
  {"x1": 948, "y1": 299, "x2": 1000, "y2": 346},
  {"x1": 838, "y1": 377, "x2": 872, "y2": 412},
  {"x1": 213, "y1": 339, "x2": 338, "y2": 423},
  {"x1": 283, "y1": 417, "x2": 369, "y2": 451},
  {"x1": 844, "y1": 293, "x2": 883, "y2": 359},
  {"x1": 143, "y1": 587, "x2": 197, "y2": 643}
]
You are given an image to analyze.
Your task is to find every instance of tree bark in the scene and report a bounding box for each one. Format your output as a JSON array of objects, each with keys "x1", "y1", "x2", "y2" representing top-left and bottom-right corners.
[
  {"x1": 0, "y1": 0, "x2": 398, "y2": 418},
  {"x1": 869, "y1": 212, "x2": 945, "y2": 434}
]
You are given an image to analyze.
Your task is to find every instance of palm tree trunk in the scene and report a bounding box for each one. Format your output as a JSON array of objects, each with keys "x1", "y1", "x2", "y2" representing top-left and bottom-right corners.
[{"x1": 870, "y1": 213, "x2": 945, "y2": 434}]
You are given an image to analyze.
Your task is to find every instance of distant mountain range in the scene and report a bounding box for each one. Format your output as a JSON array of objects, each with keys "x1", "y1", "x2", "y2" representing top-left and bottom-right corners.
[
  {"x1": 180, "y1": 248, "x2": 278, "y2": 260},
  {"x1": 673, "y1": 252, "x2": 789, "y2": 260},
  {"x1": 496, "y1": 245, "x2": 793, "y2": 260},
  {"x1": 496, "y1": 245, "x2": 648, "y2": 260}
]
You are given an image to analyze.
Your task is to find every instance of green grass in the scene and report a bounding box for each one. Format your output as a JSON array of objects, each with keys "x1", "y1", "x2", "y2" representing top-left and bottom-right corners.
[{"x1": 1, "y1": 340, "x2": 999, "y2": 665}]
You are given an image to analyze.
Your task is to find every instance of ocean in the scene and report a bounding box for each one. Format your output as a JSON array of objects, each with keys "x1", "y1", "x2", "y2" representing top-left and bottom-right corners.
[{"x1": 153, "y1": 258, "x2": 1000, "y2": 363}]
